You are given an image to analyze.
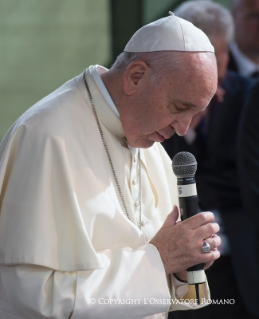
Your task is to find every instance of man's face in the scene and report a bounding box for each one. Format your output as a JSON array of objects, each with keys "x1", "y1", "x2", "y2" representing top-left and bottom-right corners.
[
  {"x1": 120, "y1": 53, "x2": 217, "y2": 148},
  {"x1": 233, "y1": 0, "x2": 259, "y2": 59}
]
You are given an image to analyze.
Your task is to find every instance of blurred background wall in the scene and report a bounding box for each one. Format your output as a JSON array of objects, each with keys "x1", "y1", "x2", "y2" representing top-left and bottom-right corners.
[{"x1": 0, "y1": 0, "x2": 231, "y2": 140}]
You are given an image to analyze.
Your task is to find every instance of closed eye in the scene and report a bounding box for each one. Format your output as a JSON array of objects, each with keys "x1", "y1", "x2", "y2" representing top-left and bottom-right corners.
[
  {"x1": 174, "y1": 101, "x2": 197, "y2": 112},
  {"x1": 174, "y1": 104, "x2": 186, "y2": 111}
]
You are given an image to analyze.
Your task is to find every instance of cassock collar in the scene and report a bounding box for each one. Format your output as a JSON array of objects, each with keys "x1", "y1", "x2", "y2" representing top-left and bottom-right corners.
[
  {"x1": 76, "y1": 66, "x2": 147, "y2": 166},
  {"x1": 90, "y1": 65, "x2": 120, "y2": 117},
  {"x1": 76, "y1": 66, "x2": 125, "y2": 140}
]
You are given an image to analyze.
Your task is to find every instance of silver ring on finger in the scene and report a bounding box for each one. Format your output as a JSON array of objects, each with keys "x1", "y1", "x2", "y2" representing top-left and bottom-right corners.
[{"x1": 202, "y1": 240, "x2": 211, "y2": 253}]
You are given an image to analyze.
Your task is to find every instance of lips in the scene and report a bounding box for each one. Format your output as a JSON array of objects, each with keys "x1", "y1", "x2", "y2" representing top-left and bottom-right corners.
[
  {"x1": 156, "y1": 132, "x2": 165, "y2": 142},
  {"x1": 156, "y1": 130, "x2": 175, "y2": 141}
]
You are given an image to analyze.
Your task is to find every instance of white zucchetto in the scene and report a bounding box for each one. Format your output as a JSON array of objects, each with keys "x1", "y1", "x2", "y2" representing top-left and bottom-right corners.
[{"x1": 124, "y1": 12, "x2": 214, "y2": 53}]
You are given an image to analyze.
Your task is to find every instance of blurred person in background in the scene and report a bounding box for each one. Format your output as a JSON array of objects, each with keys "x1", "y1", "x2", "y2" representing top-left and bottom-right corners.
[
  {"x1": 0, "y1": 13, "x2": 220, "y2": 319},
  {"x1": 163, "y1": 1, "x2": 258, "y2": 318},
  {"x1": 238, "y1": 78, "x2": 259, "y2": 273},
  {"x1": 229, "y1": 0, "x2": 259, "y2": 78}
]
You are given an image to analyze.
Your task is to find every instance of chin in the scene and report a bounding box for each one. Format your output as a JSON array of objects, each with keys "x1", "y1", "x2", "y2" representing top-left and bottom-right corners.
[{"x1": 140, "y1": 141, "x2": 156, "y2": 148}]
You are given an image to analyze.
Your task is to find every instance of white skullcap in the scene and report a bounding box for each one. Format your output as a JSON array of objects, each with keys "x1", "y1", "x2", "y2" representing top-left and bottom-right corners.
[{"x1": 124, "y1": 12, "x2": 214, "y2": 53}]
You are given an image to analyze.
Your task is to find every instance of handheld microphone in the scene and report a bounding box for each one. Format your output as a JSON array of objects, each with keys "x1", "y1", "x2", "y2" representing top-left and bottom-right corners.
[{"x1": 172, "y1": 151, "x2": 205, "y2": 304}]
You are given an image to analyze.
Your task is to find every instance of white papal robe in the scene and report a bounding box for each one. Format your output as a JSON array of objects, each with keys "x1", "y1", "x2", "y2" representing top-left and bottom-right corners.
[{"x1": 0, "y1": 65, "x2": 210, "y2": 319}]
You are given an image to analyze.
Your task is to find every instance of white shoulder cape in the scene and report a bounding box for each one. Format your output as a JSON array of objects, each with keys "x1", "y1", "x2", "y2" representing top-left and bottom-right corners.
[{"x1": 0, "y1": 67, "x2": 178, "y2": 271}]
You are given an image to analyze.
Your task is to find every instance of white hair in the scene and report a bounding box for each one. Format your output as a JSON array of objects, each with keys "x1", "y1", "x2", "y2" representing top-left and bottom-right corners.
[
  {"x1": 110, "y1": 50, "x2": 214, "y2": 85},
  {"x1": 110, "y1": 51, "x2": 182, "y2": 85},
  {"x1": 174, "y1": 0, "x2": 234, "y2": 44}
]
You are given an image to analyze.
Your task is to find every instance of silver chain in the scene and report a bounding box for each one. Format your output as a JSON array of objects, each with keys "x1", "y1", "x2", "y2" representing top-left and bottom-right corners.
[{"x1": 83, "y1": 70, "x2": 142, "y2": 229}]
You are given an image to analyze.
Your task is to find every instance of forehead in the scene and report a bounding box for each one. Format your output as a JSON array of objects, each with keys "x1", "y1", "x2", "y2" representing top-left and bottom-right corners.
[
  {"x1": 164, "y1": 57, "x2": 218, "y2": 110},
  {"x1": 165, "y1": 53, "x2": 217, "y2": 102}
]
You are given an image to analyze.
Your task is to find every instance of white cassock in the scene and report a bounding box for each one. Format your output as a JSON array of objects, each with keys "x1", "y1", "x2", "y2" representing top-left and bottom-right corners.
[{"x1": 0, "y1": 65, "x2": 210, "y2": 319}]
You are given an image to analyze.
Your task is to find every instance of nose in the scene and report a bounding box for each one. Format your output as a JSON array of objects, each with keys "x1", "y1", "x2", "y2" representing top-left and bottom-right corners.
[{"x1": 172, "y1": 117, "x2": 192, "y2": 136}]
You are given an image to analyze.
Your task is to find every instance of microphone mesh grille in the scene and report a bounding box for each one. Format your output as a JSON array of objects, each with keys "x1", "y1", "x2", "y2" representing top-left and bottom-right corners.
[{"x1": 172, "y1": 152, "x2": 197, "y2": 177}]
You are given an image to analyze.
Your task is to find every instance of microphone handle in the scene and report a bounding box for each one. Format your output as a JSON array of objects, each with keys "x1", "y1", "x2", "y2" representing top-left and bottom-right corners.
[{"x1": 178, "y1": 178, "x2": 206, "y2": 285}]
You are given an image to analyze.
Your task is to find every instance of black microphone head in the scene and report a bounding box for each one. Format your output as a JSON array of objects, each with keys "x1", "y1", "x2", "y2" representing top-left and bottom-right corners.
[{"x1": 172, "y1": 152, "x2": 197, "y2": 177}]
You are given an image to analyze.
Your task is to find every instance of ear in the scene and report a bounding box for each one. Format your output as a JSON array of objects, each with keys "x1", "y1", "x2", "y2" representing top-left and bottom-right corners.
[{"x1": 123, "y1": 61, "x2": 149, "y2": 96}]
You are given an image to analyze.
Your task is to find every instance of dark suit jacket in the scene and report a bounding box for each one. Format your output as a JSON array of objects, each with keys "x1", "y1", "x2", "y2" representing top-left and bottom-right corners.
[
  {"x1": 228, "y1": 50, "x2": 239, "y2": 73},
  {"x1": 238, "y1": 81, "x2": 259, "y2": 315},
  {"x1": 238, "y1": 79, "x2": 259, "y2": 234},
  {"x1": 163, "y1": 71, "x2": 259, "y2": 316}
]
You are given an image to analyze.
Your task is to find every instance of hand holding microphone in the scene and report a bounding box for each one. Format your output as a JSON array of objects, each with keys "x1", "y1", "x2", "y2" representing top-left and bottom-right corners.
[
  {"x1": 150, "y1": 152, "x2": 221, "y2": 303},
  {"x1": 172, "y1": 151, "x2": 215, "y2": 302}
]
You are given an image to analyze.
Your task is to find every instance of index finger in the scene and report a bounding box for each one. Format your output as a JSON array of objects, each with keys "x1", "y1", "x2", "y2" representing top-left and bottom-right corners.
[{"x1": 184, "y1": 212, "x2": 215, "y2": 229}]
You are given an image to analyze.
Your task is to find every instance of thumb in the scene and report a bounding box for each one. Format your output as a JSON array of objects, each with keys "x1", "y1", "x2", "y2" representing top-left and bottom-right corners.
[{"x1": 162, "y1": 205, "x2": 180, "y2": 229}]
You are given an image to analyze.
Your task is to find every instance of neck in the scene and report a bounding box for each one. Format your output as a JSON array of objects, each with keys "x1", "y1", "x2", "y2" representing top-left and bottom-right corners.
[{"x1": 100, "y1": 71, "x2": 124, "y2": 115}]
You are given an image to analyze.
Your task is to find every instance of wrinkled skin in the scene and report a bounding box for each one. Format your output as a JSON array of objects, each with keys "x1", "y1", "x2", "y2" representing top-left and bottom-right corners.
[
  {"x1": 102, "y1": 52, "x2": 217, "y2": 148},
  {"x1": 150, "y1": 206, "x2": 221, "y2": 281}
]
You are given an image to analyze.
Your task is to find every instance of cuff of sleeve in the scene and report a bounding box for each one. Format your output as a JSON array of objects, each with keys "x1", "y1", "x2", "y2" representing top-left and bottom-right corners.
[
  {"x1": 71, "y1": 244, "x2": 172, "y2": 319},
  {"x1": 168, "y1": 275, "x2": 211, "y2": 312}
]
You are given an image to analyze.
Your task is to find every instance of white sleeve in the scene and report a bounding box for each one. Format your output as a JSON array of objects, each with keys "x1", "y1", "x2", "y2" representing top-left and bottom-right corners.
[
  {"x1": 71, "y1": 244, "x2": 171, "y2": 319},
  {"x1": 0, "y1": 244, "x2": 210, "y2": 319},
  {"x1": 0, "y1": 244, "x2": 170, "y2": 319},
  {"x1": 71, "y1": 244, "x2": 210, "y2": 318},
  {"x1": 0, "y1": 264, "x2": 76, "y2": 319}
]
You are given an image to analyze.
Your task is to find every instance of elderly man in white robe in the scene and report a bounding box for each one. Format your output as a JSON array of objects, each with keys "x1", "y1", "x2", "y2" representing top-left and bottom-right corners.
[{"x1": 0, "y1": 13, "x2": 220, "y2": 319}]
